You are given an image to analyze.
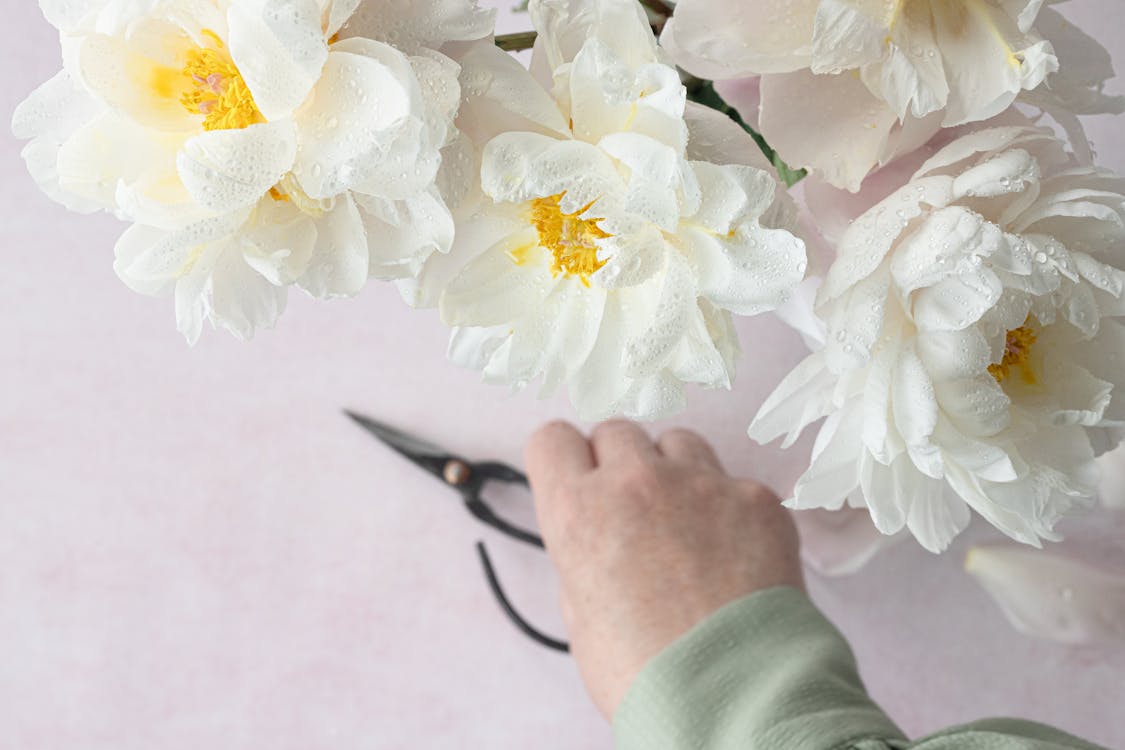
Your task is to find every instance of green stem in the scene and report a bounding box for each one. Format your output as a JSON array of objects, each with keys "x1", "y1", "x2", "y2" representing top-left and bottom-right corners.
[
  {"x1": 638, "y1": 0, "x2": 676, "y2": 20},
  {"x1": 495, "y1": 31, "x2": 538, "y2": 52},
  {"x1": 686, "y1": 81, "x2": 807, "y2": 188}
]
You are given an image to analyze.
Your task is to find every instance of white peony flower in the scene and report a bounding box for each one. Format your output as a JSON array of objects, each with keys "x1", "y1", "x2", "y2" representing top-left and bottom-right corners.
[
  {"x1": 12, "y1": 0, "x2": 493, "y2": 342},
  {"x1": 663, "y1": 0, "x2": 1121, "y2": 191},
  {"x1": 421, "y1": 0, "x2": 807, "y2": 420},
  {"x1": 750, "y1": 124, "x2": 1125, "y2": 552}
]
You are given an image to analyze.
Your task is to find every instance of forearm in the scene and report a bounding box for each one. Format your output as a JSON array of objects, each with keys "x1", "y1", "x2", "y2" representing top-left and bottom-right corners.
[{"x1": 612, "y1": 587, "x2": 1105, "y2": 750}]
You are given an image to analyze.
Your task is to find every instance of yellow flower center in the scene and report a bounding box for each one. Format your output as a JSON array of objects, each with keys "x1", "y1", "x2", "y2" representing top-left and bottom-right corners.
[
  {"x1": 989, "y1": 320, "x2": 1038, "y2": 384},
  {"x1": 528, "y1": 193, "x2": 611, "y2": 285},
  {"x1": 268, "y1": 173, "x2": 329, "y2": 216},
  {"x1": 180, "y1": 31, "x2": 264, "y2": 131}
]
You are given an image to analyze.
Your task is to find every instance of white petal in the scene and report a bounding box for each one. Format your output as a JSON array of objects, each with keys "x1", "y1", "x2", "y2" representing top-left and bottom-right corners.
[
  {"x1": 299, "y1": 194, "x2": 370, "y2": 298},
  {"x1": 356, "y1": 187, "x2": 454, "y2": 280},
  {"x1": 932, "y1": 1, "x2": 1057, "y2": 126},
  {"x1": 702, "y1": 224, "x2": 806, "y2": 316},
  {"x1": 687, "y1": 161, "x2": 777, "y2": 236},
  {"x1": 1041, "y1": 359, "x2": 1113, "y2": 428},
  {"x1": 599, "y1": 133, "x2": 696, "y2": 231},
  {"x1": 191, "y1": 241, "x2": 289, "y2": 342},
  {"x1": 226, "y1": 0, "x2": 327, "y2": 121},
  {"x1": 453, "y1": 41, "x2": 569, "y2": 146},
  {"x1": 858, "y1": 453, "x2": 910, "y2": 535},
  {"x1": 749, "y1": 352, "x2": 836, "y2": 448},
  {"x1": 570, "y1": 293, "x2": 631, "y2": 420},
  {"x1": 759, "y1": 69, "x2": 898, "y2": 192},
  {"x1": 481, "y1": 134, "x2": 619, "y2": 209},
  {"x1": 911, "y1": 269, "x2": 1004, "y2": 332},
  {"x1": 892, "y1": 342, "x2": 939, "y2": 446},
  {"x1": 12, "y1": 70, "x2": 102, "y2": 143},
  {"x1": 660, "y1": 0, "x2": 817, "y2": 79},
  {"x1": 905, "y1": 479, "x2": 969, "y2": 553},
  {"x1": 668, "y1": 301, "x2": 737, "y2": 388},
  {"x1": 239, "y1": 201, "x2": 316, "y2": 285},
  {"x1": 39, "y1": 0, "x2": 110, "y2": 32},
  {"x1": 13, "y1": 71, "x2": 111, "y2": 212},
  {"x1": 821, "y1": 272, "x2": 890, "y2": 372},
  {"x1": 568, "y1": 40, "x2": 687, "y2": 150},
  {"x1": 821, "y1": 176, "x2": 952, "y2": 302},
  {"x1": 683, "y1": 100, "x2": 772, "y2": 173},
  {"x1": 447, "y1": 326, "x2": 510, "y2": 372},
  {"x1": 339, "y1": 0, "x2": 495, "y2": 54},
  {"x1": 773, "y1": 275, "x2": 828, "y2": 348},
  {"x1": 531, "y1": 0, "x2": 656, "y2": 74},
  {"x1": 790, "y1": 407, "x2": 864, "y2": 511},
  {"x1": 440, "y1": 230, "x2": 554, "y2": 328},
  {"x1": 612, "y1": 372, "x2": 688, "y2": 421},
  {"x1": 293, "y1": 42, "x2": 418, "y2": 199},
  {"x1": 593, "y1": 221, "x2": 668, "y2": 289},
  {"x1": 72, "y1": 30, "x2": 195, "y2": 132},
  {"x1": 1096, "y1": 446, "x2": 1125, "y2": 509},
  {"x1": 966, "y1": 544, "x2": 1125, "y2": 644},
  {"x1": 622, "y1": 253, "x2": 695, "y2": 378},
  {"x1": 810, "y1": 0, "x2": 888, "y2": 74},
  {"x1": 113, "y1": 209, "x2": 250, "y2": 290},
  {"x1": 177, "y1": 121, "x2": 296, "y2": 212},
  {"x1": 509, "y1": 282, "x2": 606, "y2": 397},
  {"x1": 877, "y1": 0, "x2": 948, "y2": 119},
  {"x1": 322, "y1": 0, "x2": 362, "y2": 38},
  {"x1": 934, "y1": 375, "x2": 1011, "y2": 438}
]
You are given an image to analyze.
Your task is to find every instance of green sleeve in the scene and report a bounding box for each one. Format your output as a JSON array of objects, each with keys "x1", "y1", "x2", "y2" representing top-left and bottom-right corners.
[{"x1": 612, "y1": 587, "x2": 1106, "y2": 750}]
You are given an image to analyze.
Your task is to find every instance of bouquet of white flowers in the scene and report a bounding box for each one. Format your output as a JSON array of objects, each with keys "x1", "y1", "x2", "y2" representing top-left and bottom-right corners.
[{"x1": 13, "y1": 0, "x2": 1125, "y2": 642}]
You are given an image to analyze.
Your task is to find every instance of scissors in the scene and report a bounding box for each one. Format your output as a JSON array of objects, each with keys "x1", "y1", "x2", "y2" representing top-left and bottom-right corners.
[{"x1": 345, "y1": 410, "x2": 570, "y2": 653}]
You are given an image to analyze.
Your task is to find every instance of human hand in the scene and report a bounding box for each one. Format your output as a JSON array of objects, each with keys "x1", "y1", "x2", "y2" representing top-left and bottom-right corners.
[{"x1": 525, "y1": 420, "x2": 805, "y2": 718}]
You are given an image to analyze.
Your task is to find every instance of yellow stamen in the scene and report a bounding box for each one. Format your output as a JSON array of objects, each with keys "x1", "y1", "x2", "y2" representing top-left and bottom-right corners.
[
  {"x1": 527, "y1": 193, "x2": 612, "y2": 286},
  {"x1": 180, "y1": 30, "x2": 265, "y2": 131},
  {"x1": 268, "y1": 173, "x2": 328, "y2": 217},
  {"x1": 989, "y1": 318, "x2": 1038, "y2": 384}
]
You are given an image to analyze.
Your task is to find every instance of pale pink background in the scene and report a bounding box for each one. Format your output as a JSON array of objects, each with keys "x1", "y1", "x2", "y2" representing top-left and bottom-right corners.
[{"x1": 2, "y1": 3, "x2": 1124, "y2": 748}]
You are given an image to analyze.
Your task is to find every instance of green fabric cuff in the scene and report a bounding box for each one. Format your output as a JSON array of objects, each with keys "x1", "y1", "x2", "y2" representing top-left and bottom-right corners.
[{"x1": 612, "y1": 586, "x2": 906, "y2": 750}]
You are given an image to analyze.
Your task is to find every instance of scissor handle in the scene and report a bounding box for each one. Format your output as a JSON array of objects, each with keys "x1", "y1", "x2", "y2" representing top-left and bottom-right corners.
[
  {"x1": 456, "y1": 461, "x2": 543, "y2": 548},
  {"x1": 472, "y1": 461, "x2": 529, "y2": 487},
  {"x1": 463, "y1": 496, "x2": 544, "y2": 548},
  {"x1": 476, "y1": 542, "x2": 569, "y2": 653},
  {"x1": 464, "y1": 463, "x2": 568, "y2": 653}
]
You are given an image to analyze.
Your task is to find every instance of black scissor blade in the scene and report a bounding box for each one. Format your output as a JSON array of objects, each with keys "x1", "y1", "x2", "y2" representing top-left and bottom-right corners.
[{"x1": 343, "y1": 410, "x2": 456, "y2": 476}]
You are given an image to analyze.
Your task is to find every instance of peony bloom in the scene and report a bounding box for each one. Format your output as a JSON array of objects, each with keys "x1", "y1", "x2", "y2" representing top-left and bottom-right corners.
[
  {"x1": 750, "y1": 125, "x2": 1125, "y2": 552},
  {"x1": 421, "y1": 0, "x2": 807, "y2": 420},
  {"x1": 664, "y1": 0, "x2": 1121, "y2": 192},
  {"x1": 12, "y1": 0, "x2": 493, "y2": 342}
]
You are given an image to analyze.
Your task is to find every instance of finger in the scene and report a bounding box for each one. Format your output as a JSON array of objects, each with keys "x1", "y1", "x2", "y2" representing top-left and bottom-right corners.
[
  {"x1": 656, "y1": 428, "x2": 722, "y2": 469},
  {"x1": 525, "y1": 420, "x2": 594, "y2": 497},
  {"x1": 590, "y1": 420, "x2": 658, "y2": 466}
]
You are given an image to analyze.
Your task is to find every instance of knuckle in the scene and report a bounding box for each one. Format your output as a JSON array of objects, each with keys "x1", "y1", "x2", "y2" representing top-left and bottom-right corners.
[
  {"x1": 661, "y1": 427, "x2": 703, "y2": 447},
  {"x1": 532, "y1": 419, "x2": 577, "y2": 446},
  {"x1": 591, "y1": 419, "x2": 634, "y2": 442}
]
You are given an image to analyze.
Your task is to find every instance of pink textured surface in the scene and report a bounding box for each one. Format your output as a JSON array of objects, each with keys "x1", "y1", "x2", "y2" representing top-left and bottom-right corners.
[{"x1": 2, "y1": 3, "x2": 1123, "y2": 748}]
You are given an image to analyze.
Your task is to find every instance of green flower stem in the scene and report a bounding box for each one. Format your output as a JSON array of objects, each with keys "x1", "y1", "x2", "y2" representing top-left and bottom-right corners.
[
  {"x1": 638, "y1": 0, "x2": 676, "y2": 20},
  {"x1": 686, "y1": 80, "x2": 808, "y2": 188},
  {"x1": 494, "y1": 31, "x2": 538, "y2": 52}
]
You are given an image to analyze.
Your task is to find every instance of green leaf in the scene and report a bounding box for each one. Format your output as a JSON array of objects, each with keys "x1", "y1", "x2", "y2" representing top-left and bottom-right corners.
[{"x1": 685, "y1": 80, "x2": 807, "y2": 188}]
